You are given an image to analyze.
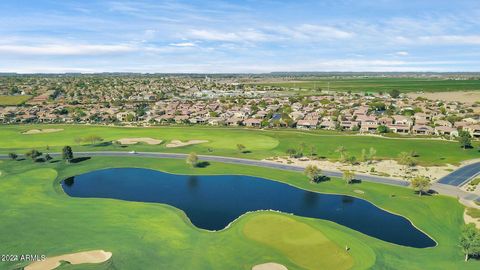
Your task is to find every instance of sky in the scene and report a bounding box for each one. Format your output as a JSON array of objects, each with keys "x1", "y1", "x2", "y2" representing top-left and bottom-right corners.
[{"x1": 0, "y1": 0, "x2": 479, "y2": 73}]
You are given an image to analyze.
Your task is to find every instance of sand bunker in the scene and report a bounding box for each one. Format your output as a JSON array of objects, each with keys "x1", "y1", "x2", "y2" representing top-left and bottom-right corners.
[
  {"x1": 116, "y1": 137, "x2": 162, "y2": 145},
  {"x1": 22, "y1": 129, "x2": 63, "y2": 135},
  {"x1": 165, "y1": 140, "x2": 208, "y2": 148},
  {"x1": 252, "y1": 262, "x2": 288, "y2": 270},
  {"x1": 25, "y1": 250, "x2": 112, "y2": 270}
]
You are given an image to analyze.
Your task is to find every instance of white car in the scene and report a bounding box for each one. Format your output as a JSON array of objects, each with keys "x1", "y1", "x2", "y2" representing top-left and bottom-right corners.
[{"x1": 129, "y1": 150, "x2": 137, "y2": 154}]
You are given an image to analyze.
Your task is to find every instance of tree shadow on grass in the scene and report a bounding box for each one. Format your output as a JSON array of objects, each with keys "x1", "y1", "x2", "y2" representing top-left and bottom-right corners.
[
  {"x1": 312, "y1": 176, "x2": 330, "y2": 183},
  {"x1": 71, "y1": 157, "x2": 91, "y2": 163},
  {"x1": 92, "y1": 141, "x2": 112, "y2": 147},
  {"x1": 196, "y1": 161, "x2": 210, "y2": 168},
  {"x1": 350, "y1": 179, "x2": 362, "y2": 184},
  {"x1": 241, "y1": 150, "x2": 252, "y2": 154}
]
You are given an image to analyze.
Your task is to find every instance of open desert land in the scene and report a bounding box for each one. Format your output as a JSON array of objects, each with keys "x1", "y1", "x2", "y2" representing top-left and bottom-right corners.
[
  {"x1": 407, "y1": 91, "x2": 480, "y2": 104},
  {"x1": 253, "y1": 77, "x2": 480, "y2": 93}
]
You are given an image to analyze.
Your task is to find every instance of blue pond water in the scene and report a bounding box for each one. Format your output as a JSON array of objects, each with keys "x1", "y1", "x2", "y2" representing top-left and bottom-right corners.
[{"x1": 62, "y1": 168, "x2": 435, "y2": 248}]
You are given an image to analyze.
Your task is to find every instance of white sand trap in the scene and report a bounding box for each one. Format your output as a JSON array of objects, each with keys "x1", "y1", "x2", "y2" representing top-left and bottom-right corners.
[
  {"x1": 22, "y1": 129, "x2": 63, "y2": 135},
  {"x1": 116, "y1": 137, "x2": 163, "y2": 145},
  {"x1": 165, "y1": 139, "x2": 208, "y2": 148},
  {"x1": 252, "y1": 262, "x2": 288, "y2": 270},
  {"x1": 354, "y1": 189, "x2": 365, "y2": 194},
  {"x1": 25, "y1": 250, "x2": 112, "y2": 270}
]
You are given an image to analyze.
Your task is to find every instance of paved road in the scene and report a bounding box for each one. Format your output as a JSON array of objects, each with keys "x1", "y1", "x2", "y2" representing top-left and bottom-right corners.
[
  {"x1": 0, "y1": 151, "x2": 409, "y2": 186},
  {"x1": 44, "y1": 151, "x2": 410, "y2": 187},
  {"x1": 437, "y1": 162, "x2": 480, "y2": 186},
  {"x1": 2, "y1": 151, "x2": 479, "y2": 203}
]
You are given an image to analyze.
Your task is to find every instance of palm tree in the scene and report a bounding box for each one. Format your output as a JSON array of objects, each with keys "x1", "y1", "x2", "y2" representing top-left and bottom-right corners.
[
  {"x1": 410, "y1": 176, "x2": 431, "y2": 196},
  {"x1": 335, "y1": 146, "x2": 347, "y2": 162},
  {"x1": 304, "y1": 164, "x2": 321, "y2": 183},
  {"x1": 342, "y1": 170, "x2": 355, "y2": 184},
  {"x1": 186, "y1": 152, "x2": 199, "y2": 167}
]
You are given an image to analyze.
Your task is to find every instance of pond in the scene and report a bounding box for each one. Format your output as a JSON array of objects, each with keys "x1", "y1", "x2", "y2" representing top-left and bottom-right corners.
[{"x1": 62, "y1": 168, "x2": 435, "y2": 248}]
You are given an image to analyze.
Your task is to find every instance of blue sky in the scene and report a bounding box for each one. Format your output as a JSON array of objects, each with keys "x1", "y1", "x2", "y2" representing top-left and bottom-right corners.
[{"x1": 0, "y1": 0, "x2": 479, "y2": 73}]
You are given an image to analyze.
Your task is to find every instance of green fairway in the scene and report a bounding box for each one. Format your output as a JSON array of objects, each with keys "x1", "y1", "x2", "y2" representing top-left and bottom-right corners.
[
  {"x1": 0, "y1": 95, "x2": 32, "y2": 105},
  {"x1": 1, "y1": 124, "x2": 479, "y2": 166},
  {"x1": 243, "y1": 214, "x2": 357, "y2": 270},
  {"x1": 253, "y1": 77, "x2": 480, "y2": 92},
  {"x1": 0, "y1": 156, "x2": 479, "y2": 269}
]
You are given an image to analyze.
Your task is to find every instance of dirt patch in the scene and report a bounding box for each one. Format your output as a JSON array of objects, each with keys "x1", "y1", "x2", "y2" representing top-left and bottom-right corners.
[
  {"x1": 464, "y1": 210, "x2": 480, "y2": 229},
  {"x1": 252, "y1": 262, "x2": 288, "y2": 270},
  {"x1": 116, "y1": 137, "x2": 162, "y2": 145},
  {"x1": 407, "y1": 91, "x2": 480, "y2": 104},
  {"x1": 263, "y1": 157, "x2": 457, "y2": 181},
  {"x1": 165, "y1": 140, "x2": 208, "y2": 148},
  {"x1": 25, "y1": 250, "x2": 112, "y2": 270},
  {"x1": 22, "y1": 129, "x2": 63, "y2": 135}
]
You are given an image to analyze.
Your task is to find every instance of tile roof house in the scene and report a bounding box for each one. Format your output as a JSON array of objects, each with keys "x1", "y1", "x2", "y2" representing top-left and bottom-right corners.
[
  {"x1": 435, "y1": 126, "x2": 459, "y2": 137},
  {"x1": 319, "y1": 120, "x2": 336, "y2": 130},
  {"x1": 296, "y1": 119, "x2": 319, "y2": 129},
  {"x1": 387, "y1": 124, "x2": 410, "y2": 134},
  {"x1": 412, "y1": 125, "x2": 434, "y2": 135},
  {"x1": 464, "y1": 125, "x2": 480, "y2": 138},
  {"x1": 243, "y1": 118, "x2": 262, "y2": 127}
]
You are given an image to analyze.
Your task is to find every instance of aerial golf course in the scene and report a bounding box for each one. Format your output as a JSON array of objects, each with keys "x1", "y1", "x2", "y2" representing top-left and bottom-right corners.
[{"x1": 0, "y1": 124, "x2": 479, "y2": 269}]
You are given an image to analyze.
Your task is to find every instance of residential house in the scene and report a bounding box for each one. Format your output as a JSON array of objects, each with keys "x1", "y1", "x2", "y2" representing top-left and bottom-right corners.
[
  {"x1": 296, "y1": 119, "x2": 318, "y2": 129},
  {"x1": 412, "y1": 125, "x2": 434, "y2": 135},
  {"x1": 435, "y1": 126, "x2": 458, "y2": 137},
  {"x1": 244, "y1": 118, "x2": 262, "y2": 128}
]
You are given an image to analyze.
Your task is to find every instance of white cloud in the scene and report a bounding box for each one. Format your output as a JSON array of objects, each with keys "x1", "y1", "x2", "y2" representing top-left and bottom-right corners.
[
  {"x1": 294, "y1": 24, "x2": 354, "y2": 39},
  {"x1": 0, "y1": 44, "x2": 136, "y2": 55},
  {"x1": 169, "y1": 42, "x2": 196, "y2": 47},
  {"x1": 395, "y1": 51, "x2": 409, "y2": 56},
  {"x1": 418, "y1": 35, "x2": 480, "y2": 45},
  {"x1": 188, "y1": 29, "x2": 269, "y2": 42}
]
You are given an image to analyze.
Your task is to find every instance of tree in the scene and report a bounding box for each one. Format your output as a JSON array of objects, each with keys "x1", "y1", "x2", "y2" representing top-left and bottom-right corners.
[
  {"x1": 410, "y1": 176, "x2": 431, "y2": 196},
  {"x1": 360, "y1": 149, "x2": 367, "y2": 162},
  {"x1": 342, "y1": 170, "x2": 355, "y2": 184},
  {"x1": 8, "y1": 152, "x2": 18, "y2": 160},
  {"x1": 286, "y1": 148, "x2": 297, "y2": 157},
  {"x1": 398, "y1": 152, "x2": 416, "y2": 167},
  {"x1": 236, "y1": 144, "x2": 246, "y2": 153},
  {"x1": 25, "y1": 149, "x2": 42, "y2": 162},
  {"x1": 377, "y1": 125, "x2": 389, "y2": 133},
  {"x1": 186, "y1": 152, "x2": 199, "y2": 167},
  {"x1": 368, "y1": 147, "x2": 377, "y2": 163},
  {"x1": 84, "y1": 135, "x2": 103, "y2": 145},
  {"x1": 458, "y1": 130, "x2": 472, "y2": 149},
  {"x1": 62, "y1": 146, "x2": 74, "y2": 163},
  {"x1": 45, "y1": 153, "x2": 53, "y2": 161},
  {"x1": 389, "y1": 89, "x2": 401, "y2": 98},
  {"x1": 459, "y1": 223, "x2": 480, "y2": 261},
  {"x1": 304, "y1": 164, "x2": 321, "y2": 183},
  {"x1": 335, "y1": 146, "x2": 347, "y2": 162}
]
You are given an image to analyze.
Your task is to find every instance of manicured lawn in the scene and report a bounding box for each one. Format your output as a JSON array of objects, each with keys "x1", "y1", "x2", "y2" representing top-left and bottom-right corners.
[
  {"x1": 253, "y1": 77, "x2": 480, "y2": 92},
  {"x1": 0, "y1": 95, "x2": 32, "y2": 105},
  {"x1": 1, "y1": 124, "x2": 479, "y2": 166},
  {"x1": 0, "y1": 156, "x2": 479, "y2": 269}
]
